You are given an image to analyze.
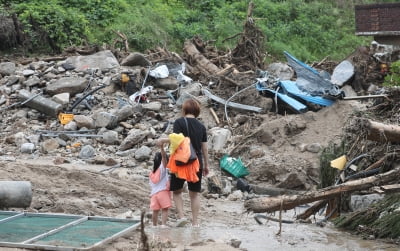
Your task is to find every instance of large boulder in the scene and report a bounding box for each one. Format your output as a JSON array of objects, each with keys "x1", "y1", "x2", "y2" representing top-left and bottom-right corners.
[
  {"x1": 46, "y1": 77, "x2": 87, "y2": 96},
  {"x1": 65, "y1": 50, "x2": 120, "y2": 72},
  {"x1": 0, "y1": 62, "x2": 16, "y2": 76}
]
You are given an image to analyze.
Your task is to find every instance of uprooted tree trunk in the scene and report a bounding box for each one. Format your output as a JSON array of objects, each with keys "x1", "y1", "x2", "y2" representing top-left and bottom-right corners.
[
  {"x1": 244, "y1": 167, "x2": 400, "y2": 213},
  {"x1": 230, "y1": 1, "x2": 265, "y2": 71}
]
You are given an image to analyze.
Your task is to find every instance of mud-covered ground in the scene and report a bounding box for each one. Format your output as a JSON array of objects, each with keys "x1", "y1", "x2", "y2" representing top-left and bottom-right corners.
[
  {"x1": 1, "y1": 155, "x2": 399, "y2": 251},
  {"x1": 2, "y1": 96, "x2": 395, "y2": 251}
]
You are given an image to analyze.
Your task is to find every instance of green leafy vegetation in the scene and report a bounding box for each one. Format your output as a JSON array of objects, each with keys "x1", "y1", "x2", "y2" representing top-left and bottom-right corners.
[
  {"x1": 383, "y1": 61, "x2": 400, "y2": 87},
  {"x1": 0, "y1": 0, "x2": 396, "y2": 60},
  {"x1": 319, "y1": 140, "x2": 347, "y2": 188}
]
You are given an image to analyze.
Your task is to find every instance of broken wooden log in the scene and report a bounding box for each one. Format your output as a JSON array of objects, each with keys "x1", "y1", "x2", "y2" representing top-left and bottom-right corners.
[
  {"x1": 42, "y1": 56, "x2": 67, "y2": 62},
  {"x1": 244, "y1": 167, "x2": 400, "y2": 213},
  {"x1": 371, "y1": 184, "x2": 400, "y2": 194},
  {"x1": 183, "y1": 40, "x2": 220, "y2": 75},
  {"x1": 365, "y1": 120, "x2": 400, "y2": 143}
]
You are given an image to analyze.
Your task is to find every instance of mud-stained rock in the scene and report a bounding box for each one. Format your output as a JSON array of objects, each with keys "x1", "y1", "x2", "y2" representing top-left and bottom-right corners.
[
  {"x1": 0, "y1": 62, "x2": 16, "y2": 76},
  {"x1": 41, "y1": 138, "x2": 60, "y2": 153},
  {"x1": 246, "y1": 158, "x2": 285, "y2": 184},
  {"x1": 65, "y1": 50, "x2": 120, "y2": 72},
  {"x1": 46, "y1": 77, "x2": 87, "y2": 96},
  {"x1": 207, "y1": 174, "x2": 223, "y2": 194},
  {"x1": 266, "y1": 62, "x2": 294, "y2": 80},
  {"x1": 73, "y1": 115, "x2": 95, "y2": 129},
  {"x1": 119, "y1": 128, "x2": 150, "y2": 151},
  {"x1": 284, "y1": 117, "x2": 307, "y2": 136},
  {"x1": 92, "y1": 112, "x2": 118, "y2": 129},
  {"x1": 120, "y1": 52, "x2": 151, "y2": 67},
  {"x1": 254, "y1": 127, "x2": 274, "y2": 145},
  {"x1": 277, "y1": 172, "x2": 308, "y2": 190}
]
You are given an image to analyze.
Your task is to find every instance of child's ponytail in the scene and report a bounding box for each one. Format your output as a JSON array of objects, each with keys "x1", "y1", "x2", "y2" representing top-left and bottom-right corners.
[{"x1": 153, "y1": 152, "x2": 162, "y2": 173}]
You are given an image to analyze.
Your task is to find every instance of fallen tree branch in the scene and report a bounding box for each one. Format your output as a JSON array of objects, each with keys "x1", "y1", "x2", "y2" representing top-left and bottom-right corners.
[
  {"x1": 371, "y1": 184, "x2": 400, "y2": 194},
  {"x1": 244, "y1": 167, "x2": 400, "y2": 213},
  {"x1": 216, "y1": 64, "x2": 234, "y2": 76},
  {"x1": 113, "y1": 30, "x2": 129, "y2": 52},
  {"x1": 254, "y1": 214, "x2": 294, "y2": 225},
  {"x1": 222, "y1": 32, "x2": 243, "y2": 43},
  {"x1": 209, "y1": 107, "x2": 220, "y2": 124},
  {"x1": 220, "y1": 75, "x2": 242, "y2": 87},
  {"x1": 296, "y1": 200, "x2": 327, "y2": 220},
  {"x1": 365, "y1": 152, "x2": 398, "y2": 171},
  {"x1": 42, "y1": 56, "x2": 67, "y2": 62}
]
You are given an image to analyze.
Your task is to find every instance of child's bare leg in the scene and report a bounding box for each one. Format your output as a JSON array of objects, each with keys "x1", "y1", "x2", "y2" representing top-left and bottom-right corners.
[
  {"x1": 152, "y1": 210, "x2": 159, "y2": 226},
  {"x1": 161, "y1": 208, "x2": 169, "y2": 225}
]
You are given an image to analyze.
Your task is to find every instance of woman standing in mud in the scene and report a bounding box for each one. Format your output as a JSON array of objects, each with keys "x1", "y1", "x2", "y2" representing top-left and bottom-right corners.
[{"x1": 158, "y1": 98, "x2": 209, "y2": 227}]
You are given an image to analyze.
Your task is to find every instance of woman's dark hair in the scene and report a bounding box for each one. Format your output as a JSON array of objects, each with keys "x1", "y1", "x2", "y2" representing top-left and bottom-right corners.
[
  {"x1": 153, "y1": 152, "x2": 162, "y2": 173},
  {"x1": 182, "y1": 98, "x2": 200, "y2": 118}
]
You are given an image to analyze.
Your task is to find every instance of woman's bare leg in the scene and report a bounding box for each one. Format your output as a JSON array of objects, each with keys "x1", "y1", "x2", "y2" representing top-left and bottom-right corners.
[
  {"x1": 189, "y1": 191, "x2": 200, "y2": 225},
  {"x1": 173, "y1": 189, "x2": 184, "y2": 219}
]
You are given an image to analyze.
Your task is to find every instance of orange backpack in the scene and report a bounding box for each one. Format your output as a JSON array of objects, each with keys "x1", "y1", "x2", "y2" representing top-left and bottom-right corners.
[{"x1": 167, "y1": 136, "x2": 200, "y2": 182}]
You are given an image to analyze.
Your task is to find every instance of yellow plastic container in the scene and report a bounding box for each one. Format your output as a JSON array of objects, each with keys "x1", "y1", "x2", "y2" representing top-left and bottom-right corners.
[
  {"x1": 330, "y1": 155, "x2": 347, "y2": 170},
  {"x1": 58, "y1": 113, "x2": 74, "y2": 125}
]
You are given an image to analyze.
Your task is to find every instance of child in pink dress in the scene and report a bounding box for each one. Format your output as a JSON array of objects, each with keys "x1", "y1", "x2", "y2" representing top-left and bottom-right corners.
[{"x1": 149, "y1": 144, "x2": 171, "y2": 227}]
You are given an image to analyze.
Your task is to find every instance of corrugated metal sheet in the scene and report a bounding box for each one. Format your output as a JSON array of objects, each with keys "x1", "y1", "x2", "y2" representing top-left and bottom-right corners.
[{"x1": 256, "y1": 83, "x2": 308, "y2": 113}]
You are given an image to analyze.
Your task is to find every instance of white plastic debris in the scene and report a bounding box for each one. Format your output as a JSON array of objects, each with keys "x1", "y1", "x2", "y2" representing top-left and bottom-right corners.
[
  {"x1": 176, "y1": 63, "x2": 192, "y2": 83},
  {"x1": 149, "y1": 65, "x2": 169, "y2": 78},
  {"x1": 129, "y1": 86, "x2": 154, "y2": 104}
]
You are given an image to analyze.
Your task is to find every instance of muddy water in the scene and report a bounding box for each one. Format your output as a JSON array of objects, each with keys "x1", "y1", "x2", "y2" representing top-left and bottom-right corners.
[{"x1": 146, "y1": 199, "x2": 399, "y2": 251}]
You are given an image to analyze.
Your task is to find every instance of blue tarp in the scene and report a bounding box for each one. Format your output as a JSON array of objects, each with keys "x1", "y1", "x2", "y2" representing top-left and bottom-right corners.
[
  {"x1": 284, "y1": 51, "x2": 342, "y2": 97},
  {"x1": 255, "y1": 51, "x2": 342, "y2": 113},
  {"x1": 256, "y1": 83, "x2": 308, "y2": 113},
  {"x1": 278, "y1": 80, "x2": 335, "y2": 107}
]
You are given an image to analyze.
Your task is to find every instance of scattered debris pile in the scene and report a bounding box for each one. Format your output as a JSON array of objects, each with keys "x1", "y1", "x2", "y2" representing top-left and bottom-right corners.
[
  {"x1": 244, "y1": 87, "x2": 400, "y2": 242},
  {"x1": 1, "y1": 5, "x2": 400, "y2": 246}
]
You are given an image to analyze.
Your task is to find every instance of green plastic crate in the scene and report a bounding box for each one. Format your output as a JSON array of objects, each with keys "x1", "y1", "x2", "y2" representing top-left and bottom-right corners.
[{"x1": 220, "y1": 155, "x2": 249, "y2": 178}]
